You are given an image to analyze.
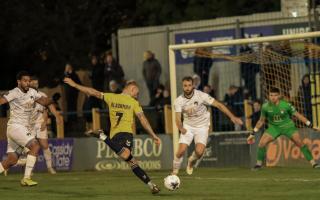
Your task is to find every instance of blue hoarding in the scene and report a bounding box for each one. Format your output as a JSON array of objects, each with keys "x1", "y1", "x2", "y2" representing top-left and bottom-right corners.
[{"x1": 174, "y1": 22, "x2": 309, "y2": 64}]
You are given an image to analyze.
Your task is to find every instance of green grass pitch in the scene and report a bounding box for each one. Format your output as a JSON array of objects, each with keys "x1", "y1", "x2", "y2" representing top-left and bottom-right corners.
[{"x1": 1, "y1": 168, "x2": 320, "y2": 200}]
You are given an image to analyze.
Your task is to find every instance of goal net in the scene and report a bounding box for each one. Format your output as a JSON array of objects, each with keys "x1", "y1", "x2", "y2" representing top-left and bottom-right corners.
[{"x1": 169, "y1": 32, "x2": 320, "y2": 154}]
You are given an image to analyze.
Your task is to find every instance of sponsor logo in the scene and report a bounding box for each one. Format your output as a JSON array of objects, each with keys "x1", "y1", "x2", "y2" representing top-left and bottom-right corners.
[
  {"x1": 48, "y1": 142, "x2": 73, "y2": 170},
  {"x1": 219, "y1": 137, "x2": 247, "y2": 145},
  {"x1": 95, "y1": 137, "x2": 164, "y2": 170},
  {"x1": 282, "y1": 27, "x2": 310, "y2": 35},
  {"x1": 95, "y1": 160, "x2": 161, "y2": 170},
  {"x1": 267, "y1": 137, "x2": 320, "y2": 166},
  {"x1": 202, "y1": 146, "x2": 218, "y2": 162},
  {"x1": 96, "y1": 138, "x2": 162, "y2": 159}
]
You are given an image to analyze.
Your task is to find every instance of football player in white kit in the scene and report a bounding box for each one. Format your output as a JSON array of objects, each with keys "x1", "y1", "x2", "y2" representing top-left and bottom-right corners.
[
  {"x1": 172, "y1": 76, "x2": 243, "y2": 175},
  {"x1": 29, "y1": 76, "x2": 62, "y2": 174},
  {"x1": 0, "y1": 71, "x2": 55, "y2": 186}
]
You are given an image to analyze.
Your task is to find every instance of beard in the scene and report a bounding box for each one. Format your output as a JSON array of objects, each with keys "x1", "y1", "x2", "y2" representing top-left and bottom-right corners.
[
  {"x1": 21, "y1": 87, "x2": 29, "y2": 93},
  {"x1": 18, "y1": 82, "x2": 29, "y2": 93},
  {"x1": 184, "y1": 88, "x2": 194, "y2": 97}
]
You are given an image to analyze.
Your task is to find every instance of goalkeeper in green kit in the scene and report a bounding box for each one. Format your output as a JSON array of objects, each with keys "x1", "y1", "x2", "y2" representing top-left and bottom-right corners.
[{"x1": 247, "y1": 87, "x2": 320, "y2": 169}]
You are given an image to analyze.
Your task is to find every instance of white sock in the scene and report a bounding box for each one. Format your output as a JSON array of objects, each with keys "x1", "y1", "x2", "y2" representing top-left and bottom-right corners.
[
  {"x1": 24, "y1": 155, "x2": 37, "y2": 179},
  {"x1": 256, "y1": 160, "x2": 263, "y2": 166},
  {"x1": 310, "y1": 159, "x2": 316, "y2": 166},
  {"x1": 99, "y1": 133, "x2": 107, "y2": 141},
  {"x1": 43, "y1": 148, "x2": 53, "y2": 169},
  {"x1": 0, "y1": 163, "x2": 4, "y2": 174},
  {"x1": 173, "y1": 157, "x2": 183, "y2": 173},
  {"x1": 16, "y1": 158, "x2": 27, "y2": 166},
  {"x1": 147, "y1": 181, "x2": 154, "y2": 189}
]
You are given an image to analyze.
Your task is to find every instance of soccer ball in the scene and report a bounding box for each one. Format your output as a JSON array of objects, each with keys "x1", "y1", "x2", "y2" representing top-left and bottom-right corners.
[{"x1": 164, "y1": 175, "x2": 180, "y2": 191}]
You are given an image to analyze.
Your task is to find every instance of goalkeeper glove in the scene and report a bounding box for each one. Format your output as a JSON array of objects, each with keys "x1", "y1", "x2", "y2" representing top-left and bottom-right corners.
[
  {"x1": 305, "y1": 121, "x2": 320, "y2": 131},
  {"x1": 247, "y1": 128, "x2": 259, "y2": 144},
  {"x1": 306, "y1": 121, "x2": 312, "y2": 128}
]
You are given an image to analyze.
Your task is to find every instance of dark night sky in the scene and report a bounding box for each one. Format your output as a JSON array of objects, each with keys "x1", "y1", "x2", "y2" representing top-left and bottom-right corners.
[{"x1": 0, "y1": 0, "x2": 280, "y2": 90}]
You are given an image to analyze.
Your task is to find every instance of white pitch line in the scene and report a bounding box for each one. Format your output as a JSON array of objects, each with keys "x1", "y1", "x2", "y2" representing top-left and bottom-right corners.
[{"x1": 152, "y1": 176, "x2": 320, "y2": 182}]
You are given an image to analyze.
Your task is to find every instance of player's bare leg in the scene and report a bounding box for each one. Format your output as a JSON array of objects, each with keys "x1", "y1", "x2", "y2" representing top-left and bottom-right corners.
[
  {"x1": 172, "y1": 143, "x2": 188, "y2": 175},
  {"x1": 4, "y1": 155, "x2": 27, "y2": 176},
  {"x1": 39, "y1": 139, "x2": 56, "y2": 174},
  {"x1": 290, "y1": 132, "x2": 320, "y2": 168},
  {"x1": 21, "y1": 139, "x2": 40, "y2": 186},
  {"x1": 0, "y1": 152, "x2": 19, "y2": 176},
  {"x1": 253, "y1": 133, "x2": 274, "y2": 170},
  {"x1": 187, "y1": 143, "x2": 205, "y2": 175}
]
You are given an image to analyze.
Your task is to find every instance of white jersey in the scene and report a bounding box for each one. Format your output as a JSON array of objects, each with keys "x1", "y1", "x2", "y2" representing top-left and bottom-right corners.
[
  {"x1": 30, "y1": 91, "x2": 47, "y2": 125},
  {"x1": 4, "y1": 87, "x2": 42, "y2": 127},
  {"x1": 174, "y1": 89, "x2": 215, "y2": 128}
]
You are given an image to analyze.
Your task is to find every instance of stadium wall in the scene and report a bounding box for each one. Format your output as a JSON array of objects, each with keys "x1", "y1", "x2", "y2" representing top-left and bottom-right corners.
[
  {"x1": 188, "y1": 131, "x2": 253, "y2": 168},
  {"x1": 1, "y1": 129, "x2": 318, "y2": 172},
  {"x1": 0, "y1": 138, "x2": 74, "y2": 172},
  {"x1": 0, "y1": 135, "x2": 174, "y2": 172},
  {"x1": 72, "y1": 135, "x2": 174, "y2": 171},
  {"x1": 118, "y1": 11, "x2": 312, "y2": 104}
]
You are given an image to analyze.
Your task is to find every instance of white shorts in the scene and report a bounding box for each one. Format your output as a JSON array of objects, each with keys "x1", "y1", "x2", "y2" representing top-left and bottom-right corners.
[
  {"x1": 32, "y1": 123, "x2": 48, "y2": 139},
  {"x1": 178, "y1": 124, "x2": 209, "y2": 146},
  {"x1": 6, "y1": 124, "x2": 35, "y2": 154}
]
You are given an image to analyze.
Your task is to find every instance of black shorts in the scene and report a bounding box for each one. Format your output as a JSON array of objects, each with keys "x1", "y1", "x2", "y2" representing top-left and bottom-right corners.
[{"x1": 111, "y1": 132, "x2": 134, "y2": 151}]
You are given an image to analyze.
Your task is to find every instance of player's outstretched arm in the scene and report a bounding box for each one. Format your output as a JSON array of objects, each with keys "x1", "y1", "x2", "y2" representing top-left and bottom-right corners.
[
  {"x1": 64, "y1": 77, "x2": 103, "y2": 99},
  {"x1": 0, "y1": 97, "x2": 8, "y2": 105},
  {"x1": 252, "y1": 116, "x2": 266, "y2": 131},
  {"x1": 212, "y1": 100, "x2": 243, "y2": 125},
  {"x1": 247, "y1": 116, "x2": 266, "y2": 144},
  {"x1": 48, "y1": 104, "x2": 63, "y2": 125},
  {"x1": 293, "y1": 112, "x2": 311, "y2": 126},
  {"x1": 36, "y1": 96, "x2": 54, "y2": 107},
  {"x1": 293, "y1": 112, "x2": 313, "y2": 128},
  {"x1": 136, "y1": 112, "x2": 161, "y2": 145},
  {"x1": 175, "y1": 112, "x2": 187, "y2": 134},
  {"x1": 35, "y1": 95, "x2": 63, "y2": 125},
  {"x1": 41, "y1": 109, "x2": 49, "y2": 131}
]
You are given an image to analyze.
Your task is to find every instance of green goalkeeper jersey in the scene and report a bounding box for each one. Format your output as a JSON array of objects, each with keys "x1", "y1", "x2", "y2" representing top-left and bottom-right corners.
[{"x1": 261, "y1": 100, "x2": 297, "y2": 128}]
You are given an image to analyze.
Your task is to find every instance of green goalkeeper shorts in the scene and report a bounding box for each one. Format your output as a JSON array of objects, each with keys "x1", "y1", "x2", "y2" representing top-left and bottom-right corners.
[{"x1": 265, "y1": 124, "x2": 298, "y2": 139}]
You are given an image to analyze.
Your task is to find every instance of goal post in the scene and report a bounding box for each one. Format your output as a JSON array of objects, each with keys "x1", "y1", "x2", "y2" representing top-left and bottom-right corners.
[{"x1": 169, "y1": 31, "x2": 320, "y2": 156}]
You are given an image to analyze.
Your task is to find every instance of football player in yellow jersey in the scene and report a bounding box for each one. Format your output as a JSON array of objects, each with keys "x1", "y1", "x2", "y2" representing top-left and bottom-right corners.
[{"x1": 64, "y1": 77, "x2": 161, "y2": 194}]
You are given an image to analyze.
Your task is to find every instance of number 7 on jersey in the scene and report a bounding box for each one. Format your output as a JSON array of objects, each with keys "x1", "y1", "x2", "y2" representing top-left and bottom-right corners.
[{"x1": 115, "y1": 112, "x2": 123, "y2": 126}]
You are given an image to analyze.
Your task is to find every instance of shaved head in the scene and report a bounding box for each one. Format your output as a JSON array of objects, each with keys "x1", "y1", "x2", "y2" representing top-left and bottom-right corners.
[
  {"x1": 123, "y1": 80, "x2": 139, "y2": 99},
  {"x1": 125, "y1": 80, "x2": 138, "y2": 88}
]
